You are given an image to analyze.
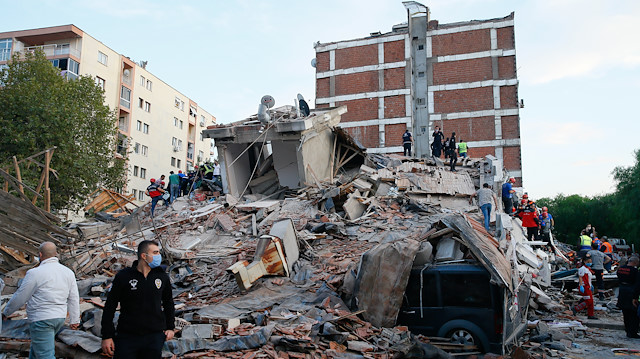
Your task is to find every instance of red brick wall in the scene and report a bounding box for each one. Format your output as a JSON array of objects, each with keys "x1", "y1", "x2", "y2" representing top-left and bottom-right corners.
[
  {"x1": 384, "y1": 68, "x2": 405, "y2": 90},
  {"x1": 434, "y1": 87, "x2": 493, "y2": 113},
  {"x1": 431, "y1": 29, "x2": 491, "y2": 56},
  {"x1": 335, "y1": 72, "x2": 378, "y2": 96},
  {"x1": 468, "y1": 146, "x2": 495, "y2": 158},
  {"x1": 317, "y1": 103, "x2": 330, "y2": 109},
  {"x1": 499, "y1": 85, "x2": 518, "y2": 109},
  {"x1": 384, "y1": 40, "x2": 405, "y2": 63},
  {"x1": 501, "y1": 116, "x2": 520, "y2": 139},
  {"x1": 337, "y1": 98, "x2": 378, "y2": 122},
  {"x1": 316, "y1": 78, "x2": 330, "y2": 98},
  {"x1": 316, "y1": 51, "x2": 330, "y2": 72},
  {"x1": 384, "y1": 95, "x2": 405, "y2": 118},
  {"x1": 503, "y1": 146, "x2": 521, "y2": 170},
  {"x1": 335, "y1": 45, "x2": 377, "y2": 69},
  {"x1": 497, "y1": 27, "x2": 515, "y2": 50},
  {"x1": 441, "y1": 116, "x2": 495, "y2": 142},
  {"x1": 432, "y1": 57, "x2": 492, "y2": 85},
  {"x1": 345, "y1": 125, "x2": 379, "y2": 148},
  {"x1": 385, "y1": 124, "x2": 407, "y2": 146},
  {"x1": 497, "y1": 56, "x2": 516, "y2": 79}
]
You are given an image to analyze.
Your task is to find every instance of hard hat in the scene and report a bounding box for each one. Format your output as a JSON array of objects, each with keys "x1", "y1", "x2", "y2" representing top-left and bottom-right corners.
[
  {"x1": 542, "y1": 206, "x2": 548, "y2": 211},
  {"x1": 150, "y1": 178, "x2": 156, "y2": 183},
  {"x1": 522, "y1": 194, "x2": 528, "y2": 199},
  {"x1": 509, "y1": 178, "x2": 516, "y2": 183}
]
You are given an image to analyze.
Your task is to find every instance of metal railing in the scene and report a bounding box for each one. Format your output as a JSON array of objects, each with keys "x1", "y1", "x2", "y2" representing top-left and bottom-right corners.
[{"x1": 24, "y1": 44, "x2": 81, "y2": 58}]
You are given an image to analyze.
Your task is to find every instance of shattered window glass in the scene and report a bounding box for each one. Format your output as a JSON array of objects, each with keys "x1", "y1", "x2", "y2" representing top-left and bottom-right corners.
[{"x1": 440, "y1": 274, "x2": 491, "y2": 308}]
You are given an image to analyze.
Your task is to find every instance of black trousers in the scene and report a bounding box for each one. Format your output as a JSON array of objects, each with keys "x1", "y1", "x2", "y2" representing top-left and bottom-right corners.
[
  {"x1": 526, "y1": 227, "x2": 538, "y2": 241},
  {"x1": 403, "y1": 143, "x2": 412, "y2": 156},
  {"x1": 594, "y1": 269, "x2": 604, "y2": 298},
  {"x1": 502, "y1": 197, "x2": 513, "y2": 214},
  {"x1": 623, "y1": 308, "x2": 640, "y2": 336},
  {"x1": 114, "y1": 332, "x2": 165, "y2": 359},
  {"x1": 432, "y1": 145, "x2": 442, "y2": 158}
]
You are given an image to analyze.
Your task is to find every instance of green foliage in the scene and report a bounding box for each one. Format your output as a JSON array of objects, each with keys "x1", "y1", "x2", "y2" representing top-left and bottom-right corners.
[
  {"x1": 0, "y1": 50, "x2": 127, "y2": 210},
  {"x1": 541, "y1": 149, "x2": 640, "y2": 247}
]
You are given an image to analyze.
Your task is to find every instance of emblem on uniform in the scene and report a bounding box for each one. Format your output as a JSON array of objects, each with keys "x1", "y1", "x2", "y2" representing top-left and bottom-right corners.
[
  {"x1": 155, "y1": 278, "x2": 162, "y2": 289},
  {"x1": 129, "y1": 279, "x2": 138, "y2": 290}
]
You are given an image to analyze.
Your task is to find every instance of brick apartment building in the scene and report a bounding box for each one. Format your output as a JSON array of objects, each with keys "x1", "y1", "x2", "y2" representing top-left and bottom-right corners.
[{"x1": 314, "y1": 2, "x2": 523, "y2": 183}]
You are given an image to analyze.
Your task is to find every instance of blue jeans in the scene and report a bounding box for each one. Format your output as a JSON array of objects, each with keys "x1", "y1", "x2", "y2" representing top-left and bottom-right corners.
[
  {"x1": 480, "y1": 203, "x2": 491, "y2": 231},
  {"x1": 29, "y1": 318, "x2": 65, "y2": 359},
  {"x1": 170, "y1": 183, "x2": 179, "y2": 203},
  {"x1": 150, "y1": 196, "x2": 161, "y2": 216}
]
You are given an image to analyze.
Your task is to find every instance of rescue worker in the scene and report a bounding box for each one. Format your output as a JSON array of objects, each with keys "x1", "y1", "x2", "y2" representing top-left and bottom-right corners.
[
  {"x1": 617, "y1": 256, "x2": 640, "y2": 338},
  {"x1": 517, "y1": 198, "x2": 539, "y2": 240},
  {"x1": 588, "y1": 242, "x2": 612, "y2": 300},
  {"x1": 579, "y1": 230, "x2": 593, "y2": 259},
  {"x1": 145, "y1": 179, "x2": 165, "y2": 217},
  {"x1": 542, "y1": 206, "x2": 555, "y2": 227},
  {"x1": 538, "y1": 211, "x2": 552, "y2": 243},
  {"x1": 457, "y1": 139, "x2": 468, "y2": 158},
  {"x1": 402, "y1": 129, "x2": 413, "y2": 157},
  {"x1": 202, "y1": 162, "x2": 214, "y2": 180},
  {"x1": 600, "y1": 237, "x2": 614, "y2": 272},
  {"x1": 501, "y1": 177, "x2": 516, "y2": 214},
  {"x1": 572, "y1": 255, "x2": 597, "y2": 320}
]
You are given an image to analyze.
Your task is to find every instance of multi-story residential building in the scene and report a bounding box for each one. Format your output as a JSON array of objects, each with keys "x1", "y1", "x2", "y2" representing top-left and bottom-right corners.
[
  {"x1": 314, "y1": 2, "x2": 523, "y2": 184},
  {"x1": 0, "y1": 25, "x2": 216, "y2": 203}
]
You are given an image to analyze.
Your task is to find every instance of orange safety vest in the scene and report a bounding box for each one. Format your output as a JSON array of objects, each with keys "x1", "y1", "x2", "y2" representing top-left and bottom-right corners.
[{"x1": 601, "y1": 242, "x2": 613, "y2": 254}]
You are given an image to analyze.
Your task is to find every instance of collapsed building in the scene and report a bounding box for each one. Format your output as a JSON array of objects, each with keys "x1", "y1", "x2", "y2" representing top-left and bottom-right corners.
[{"x1": 0, "y1": 103, "x2": 590, "y2": 358}]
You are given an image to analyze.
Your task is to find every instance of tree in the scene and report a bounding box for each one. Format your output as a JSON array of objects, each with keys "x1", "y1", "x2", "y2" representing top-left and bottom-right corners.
[
  {"x1": 611, "y1": 149, "x2": 640, "y2": 243},
  {"x1": 0, "y1": 50, "x2": 127, "y2": 210}
]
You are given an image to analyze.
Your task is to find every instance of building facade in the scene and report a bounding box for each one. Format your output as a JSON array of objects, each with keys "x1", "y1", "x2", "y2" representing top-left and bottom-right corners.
[
  {"x1": 0, "y1": 25, "x2": 216, "y2": 203},
  {"x1": 314, "y1": 3, "x2": 522, "y2": 184}
]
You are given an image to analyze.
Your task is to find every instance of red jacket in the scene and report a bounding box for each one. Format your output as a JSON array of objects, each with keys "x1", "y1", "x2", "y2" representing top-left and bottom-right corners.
[{"x1": 519, "y1": 210, "x2": 539, "y2": 228}]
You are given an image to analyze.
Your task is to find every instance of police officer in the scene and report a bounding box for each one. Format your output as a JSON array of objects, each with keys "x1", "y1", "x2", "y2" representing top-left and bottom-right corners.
[
  {"x1": 579, "y1": 230, "x2": 592, "y2": 259},
  {"x1": 402, "y1": 129, "x2": 413, "y2": 157},
  {"x1": 618, "y1": 256, "x2": 640, "y2": 338}
]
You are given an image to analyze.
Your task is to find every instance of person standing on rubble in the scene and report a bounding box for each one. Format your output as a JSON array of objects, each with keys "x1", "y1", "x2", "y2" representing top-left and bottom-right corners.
[
  {"x1": 572, "y1": 255, "x2": 598, "y2": 320},
  {"x1": 501, "y1": 178, "x2": 516, "y2": 214},
  {"x1": 518, "y1": 201, "x2": 539, "y2": 241},
  {"x1": 449, "y1": 144, "x2": 458, "y2": 172},
  {"x1": 145, "y1": 178, "x2": 165, "y2": 217},
  {"x1": 431, "y1": 126, "x2": 444, "y2": 158},
  {"x1": 2, "y1": 242, "x2": 80, "y2": 358},
  {"x1": 588, "y1": 242, "x2": 612, "y2": 300},
  {"x1": 168, "y1": 171, "x2": 180, "y2": 203},
  {"x1": 101, "y1": 240, "x2": 175, "y2": 358},
  {"x1": 538, "y1": 211, "x2": 552, "y2": 243},
  {"x1": 457, "y1": 139, "x2": 468, "y2": 158},
  {"x1": 402, "y1": 129, "x2": 413, "y2": 157},
  {"x1": 579, "y1": 230, "x2": 593, "y2": 259},
  {"x1": 470, "y1": 183, "x2": 497, "y2": 231},
  {"x1": 443, "y1": 137, "x2": 450, "y2": 159},
  {"x1": 600, "y1": 237, "x2": 614, "y2": 271},
  {"x1": 617, "y1": 256, "x2": 640, "y2": 338}
]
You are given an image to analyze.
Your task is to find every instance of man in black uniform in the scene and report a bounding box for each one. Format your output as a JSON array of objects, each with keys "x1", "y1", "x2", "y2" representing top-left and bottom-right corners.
[
  {"x1": 101, "y1": 240, "x2": 175, "y2": 358},
  {"x1": 618, "y1": 256, "x2": 640, "y2": 338},
  {"x1": 402, "y1": 129, "x2": 413, "y2": 156},
  {"x1": 431, "y1": 126, "x2": 444, "y2": 158}
]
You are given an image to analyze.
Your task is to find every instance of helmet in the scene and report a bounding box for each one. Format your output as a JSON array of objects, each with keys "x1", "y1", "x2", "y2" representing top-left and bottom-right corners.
[
  {"x1": 150, "y1": 178, "x2": 156, "y2": 183},
  {"x1": 522, "y1": 194, "x2": 529, "y2": 199},
  {"x1": 509, "y1": 178, "x2": 516, "y2": 183},
  {"x1": 542, "y1": 206, "x2": 548, "y2": 211},
  {"x1": 161, "y1": 181, "x2": 165, "y2": 185}
]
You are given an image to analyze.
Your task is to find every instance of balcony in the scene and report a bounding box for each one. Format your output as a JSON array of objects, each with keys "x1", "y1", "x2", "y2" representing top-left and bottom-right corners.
[
  {"x1": 24, "y1": 44, "x2": 81, "y2": 59},
  {"x1": 187, "y1": 142, "x2": 195, "y2": 161}
]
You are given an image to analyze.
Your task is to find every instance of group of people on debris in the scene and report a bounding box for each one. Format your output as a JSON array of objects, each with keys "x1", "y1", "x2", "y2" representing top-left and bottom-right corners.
[
  {"x1": 402, "y1": 126, "x2": 468, "y2": 172},
  {"x1": 0, "y1": 240, "x2": 175, "y2": 358},
  {"x1": 145, "y1": 160, "x2": 222, "y2": 216},
  {"x1": 500, "y1": 177, "x2": 555, "y2": 243}
]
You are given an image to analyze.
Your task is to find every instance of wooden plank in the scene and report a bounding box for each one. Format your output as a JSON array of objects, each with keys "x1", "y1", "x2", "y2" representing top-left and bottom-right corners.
[{"x1": 12, "y1": 156, "x2": 24, "y2": 194}]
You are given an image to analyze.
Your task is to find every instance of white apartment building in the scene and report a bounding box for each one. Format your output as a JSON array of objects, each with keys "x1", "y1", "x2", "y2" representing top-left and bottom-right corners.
[{"x1": 0, "y1": 25, "x2": 216, "y2": 204}]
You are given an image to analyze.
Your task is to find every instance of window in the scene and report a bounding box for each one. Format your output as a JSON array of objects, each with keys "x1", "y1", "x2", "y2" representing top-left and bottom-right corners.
[
  {"x1": 138, "y1": 190, "x2": 144, "y2": 201},
  {"x1": 140, "y1": 75, "x2": 145, "y2": 86},
  {"x1": 198, "y1": 150, "x2": 204, "y2": 162},
  {"x1": 178, "y1": 139, "x2": 182, "y2": 148},
  {"x1": 116, "y1": 134, "x2": 127, "y2": 156},
  {"x1": 200, "y1": 133, "x2": 203, "y2": 141},
  {"x1": 0, "y1": 39, "x2": 12, "y2": 62},
  {"x1": 146, "y1": 79, "x2": 152, "y2": 91},
  {"x1": 131, "y1": 189, "x2": 137, "y2": 198},
  {"x1": 175, "y1": 97, "x2": 184, "y2": 110},
  {"x1": 136, "y1": 120, "x2": 142, "y2": 131},
  {"x1": 98, "y1": 51, "x2": 108, "y2": 65},
  {"x1": 140, "y1": 168, "x2": 146, "y2": 179},
  {"x1": 440, "y1": 274, "x2": 492, "y2": 308},
  {"x1": 141, "y1": 145, "x2": 148, "y2": 156},
  {"x1": 177, "y1": 159, "x2": 181, "y2": 168},
  {"x1": 171, "y1": 157, "x2": 176, "y2": 166},
  {"x1": 96, "y1": 76, "x2": 105, "y2": 90},
  {"x1": 139, "y1": 98, "x2": 144, "y2": 108},
  {"x1": 133, "y1": 166, "x2": 139, "y2": 176},
  {"x1": 173, "y1": 117, "x2": 178, "y2": 127},
  {"x1": 120, "y1": 86, "x2": 131, "y2": 109},
  {"x1": 133, "y1": 142, "x2": 140, "y2": 154},
  {"x1": 179, "y1": 120, "x2": 183, "y2": 129},
  {"x1": 404, "y1": 272, "x2": 438, "y2": 308},
  {"x1": 144, "y1": 101, "x2": 151, "y2": 112},
  {"x1": 68, "y1": 59, "x2": 79, "y2": 75},
  {"x1": 143, "y1": 123, "x2": 149, "y2": 134},
  {"x1": 118, "y1": 116, "x2": 128, "y2": 132}
]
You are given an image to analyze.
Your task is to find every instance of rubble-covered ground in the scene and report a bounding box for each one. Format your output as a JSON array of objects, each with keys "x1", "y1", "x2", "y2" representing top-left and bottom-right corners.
[{"x1": 1, "y1": 154, "x2": 639, "y2": 359}]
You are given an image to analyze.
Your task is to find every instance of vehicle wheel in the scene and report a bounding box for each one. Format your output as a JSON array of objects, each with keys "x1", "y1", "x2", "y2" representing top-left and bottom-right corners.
[{"x1": 449, "y1": 328, "x2": 479, "y2": 347}]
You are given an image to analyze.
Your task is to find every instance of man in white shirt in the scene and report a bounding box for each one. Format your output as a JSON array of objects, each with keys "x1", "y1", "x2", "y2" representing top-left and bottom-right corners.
[{"x1": 2, "y1": 242, "x2": 80, "y2": 358}]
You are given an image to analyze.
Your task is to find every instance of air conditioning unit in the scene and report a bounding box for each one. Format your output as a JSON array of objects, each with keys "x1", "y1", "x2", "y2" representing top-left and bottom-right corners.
[
  {"x1": 199, "y1": 120, "x2": 205, "y2": 127},
  {"x1": 173, "y1": 145, "x2": 180, "y2": 152}
]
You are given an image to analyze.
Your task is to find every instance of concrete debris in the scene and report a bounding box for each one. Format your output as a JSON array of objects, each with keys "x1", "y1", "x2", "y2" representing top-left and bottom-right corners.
[{"x1": 1, "y1": 118, "x2": 635, "y2": 358}]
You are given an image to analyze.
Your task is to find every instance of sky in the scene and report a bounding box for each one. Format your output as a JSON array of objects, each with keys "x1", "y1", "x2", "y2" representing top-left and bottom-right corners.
[{"x1": 2, "y1": 0, "x2": 639, "y2": 199}]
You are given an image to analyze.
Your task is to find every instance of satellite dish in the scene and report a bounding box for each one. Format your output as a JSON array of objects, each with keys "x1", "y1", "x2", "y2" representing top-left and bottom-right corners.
[
  {"x1": 297, "y1": 94, "x2": 310, "y2": 117},
  {"x1": 123, "y1": 69, "x2": 131, "y2": 77},
  {"x1": 261, "y1": 95, "x2": 275, "y2": 109},
  {"x1": 311, "y1": 58, "x2": 317, "y2": 68}
]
